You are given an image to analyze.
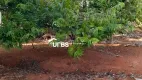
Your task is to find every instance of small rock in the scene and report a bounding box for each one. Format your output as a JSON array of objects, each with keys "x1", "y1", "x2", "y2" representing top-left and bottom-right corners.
[
  {"x1": 135, "y1": 78, "x2": 142, "y2": 80},
  {"x1": 123, "y1": 76, "x2": 136, "y2": 80}
]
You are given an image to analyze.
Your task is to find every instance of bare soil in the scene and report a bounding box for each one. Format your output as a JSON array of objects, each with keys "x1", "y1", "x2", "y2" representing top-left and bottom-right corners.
[{"x1": 0, "y1": 30, "x2": 142, "y2": 80}]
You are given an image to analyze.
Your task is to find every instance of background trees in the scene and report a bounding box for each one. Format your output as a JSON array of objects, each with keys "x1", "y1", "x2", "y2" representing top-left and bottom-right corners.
[
  {"x1": 0, "y1": 0, "x2": 141, "y2": 57},
  {"x1": 0, "y1": 0, "x2": 47, "y2": 48}
]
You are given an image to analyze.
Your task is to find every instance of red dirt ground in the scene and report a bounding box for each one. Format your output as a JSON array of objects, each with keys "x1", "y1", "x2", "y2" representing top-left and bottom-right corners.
[
  {"x1": 0, "y1": 30, "x2": 142, "y2": 80},
  {"x1": 0, "y1": 45, "x2": 142, "y2": 80}
]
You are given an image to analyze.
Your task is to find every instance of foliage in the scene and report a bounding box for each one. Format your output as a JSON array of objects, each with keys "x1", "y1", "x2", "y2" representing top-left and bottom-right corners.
[
  {"x1": 0, "y1": 0, "x2": 47, "y2": 48},
  {"x1": 135, "y1": 0, "x2": 142, "y2": 24},
  {"x1": 49, "y1": 0, "x2": 141, "y2": 57},
  {"x1": 46, "y1": 0, "x2": 126, "y2": 57},
  {"x1": 0, "y1": 0, "x2": 141, "y2": 57}
]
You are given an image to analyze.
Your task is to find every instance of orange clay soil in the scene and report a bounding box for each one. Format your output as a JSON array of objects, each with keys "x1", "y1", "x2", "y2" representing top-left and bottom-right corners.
[{"x1": 0, "y1": 45, "x2": 142, "y2": 75}]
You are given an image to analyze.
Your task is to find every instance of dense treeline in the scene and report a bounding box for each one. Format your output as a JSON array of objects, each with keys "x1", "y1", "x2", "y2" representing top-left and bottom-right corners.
[{"x1": 0, "y1": 0, "x2": 141, "y2": 57}]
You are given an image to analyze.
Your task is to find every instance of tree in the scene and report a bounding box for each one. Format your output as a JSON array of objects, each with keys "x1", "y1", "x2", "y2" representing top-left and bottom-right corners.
[
  {"x1": 0, "y1": 0, "x2": 141, "y2": 57},
  {"x1": 0, "y1": 0, "x2": 46, "y2": 48}
]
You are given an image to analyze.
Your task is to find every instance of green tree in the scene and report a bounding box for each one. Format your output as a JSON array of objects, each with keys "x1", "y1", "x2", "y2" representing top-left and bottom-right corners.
[
  {"x1": 0, "y1": 0, "x2": 141, "y2": 58},
  {"x1": 0, "y1": 0, "x2": 47, "y2": 48}
]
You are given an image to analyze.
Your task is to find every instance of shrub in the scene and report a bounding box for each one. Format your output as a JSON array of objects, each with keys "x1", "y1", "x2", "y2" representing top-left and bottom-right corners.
[
  {"x1": 0, "y1": 0, "x2": 140, "y2": 57},
  {"x1": 0, "y1": 0, "x2": 46, "y2": 48}
]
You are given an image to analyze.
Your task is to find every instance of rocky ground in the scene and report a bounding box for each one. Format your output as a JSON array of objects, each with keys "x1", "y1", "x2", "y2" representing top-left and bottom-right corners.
[{"x1": 0, "y1": 64, "x2": 142, "y2": 80}]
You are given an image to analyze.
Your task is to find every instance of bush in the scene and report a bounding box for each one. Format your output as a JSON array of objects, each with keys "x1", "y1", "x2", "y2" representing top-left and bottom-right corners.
[
  {"x1": 0, "y1": 0, "x2": 47, "y2": 48},
  {"x1": 0, "y1": 0, "x2": 141, "y2": 57},
  {"x1": 46, "y1": 0, "x2": 126, "y2": 57}
]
